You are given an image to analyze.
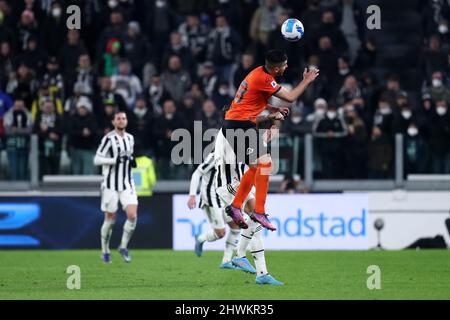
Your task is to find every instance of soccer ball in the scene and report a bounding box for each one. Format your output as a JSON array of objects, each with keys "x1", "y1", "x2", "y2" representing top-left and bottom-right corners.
[{"x1": 281, "y1": 18, "x2": 304, "y2": 42}]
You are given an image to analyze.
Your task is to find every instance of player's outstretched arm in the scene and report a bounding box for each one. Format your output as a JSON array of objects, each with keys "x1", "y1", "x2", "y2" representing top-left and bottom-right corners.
[
  {"x1": 274, "y1": 67, "x2": 319, "y2": 103},
  {"x1": 93, "y1": 154, "x2": 117, "y2": 166}
]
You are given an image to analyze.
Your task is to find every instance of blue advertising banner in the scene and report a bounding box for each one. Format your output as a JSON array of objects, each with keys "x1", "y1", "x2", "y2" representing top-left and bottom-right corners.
[{"x1": 0, "y1": 195, "x2": 172, "y2": 249}]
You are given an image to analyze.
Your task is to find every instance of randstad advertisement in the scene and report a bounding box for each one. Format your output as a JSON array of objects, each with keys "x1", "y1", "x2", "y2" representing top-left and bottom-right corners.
[{"x1": 173, "y1": 194, "x2": 369, "y2": 250}]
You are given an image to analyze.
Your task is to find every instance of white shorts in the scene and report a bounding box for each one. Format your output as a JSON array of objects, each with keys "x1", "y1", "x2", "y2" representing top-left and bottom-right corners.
[
  {"x1": 216, "y1": 179, "x2": 255, "y2": 213},
  {"x1": 203, "y1": 206, "x2": 231, "y2": 229},
  {"x1": 101, "y1": 187, "x2": 138, "y2": 213}
]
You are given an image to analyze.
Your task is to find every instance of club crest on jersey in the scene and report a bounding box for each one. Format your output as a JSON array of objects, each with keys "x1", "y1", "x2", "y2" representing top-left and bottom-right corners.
[{"x1": 270, "y1": 81, "x2": 277, "y2": 88}]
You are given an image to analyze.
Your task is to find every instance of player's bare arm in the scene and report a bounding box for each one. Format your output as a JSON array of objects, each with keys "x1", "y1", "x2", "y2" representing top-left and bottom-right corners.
[{"x1": 274, "y1": 67, "x2": 319, "y2": 103}]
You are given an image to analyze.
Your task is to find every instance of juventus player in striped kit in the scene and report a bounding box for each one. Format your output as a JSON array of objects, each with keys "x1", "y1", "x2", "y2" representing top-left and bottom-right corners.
[
  {"x1": 187, "y1": 151, "x2": 241, "y2": 269},
  {"x1": 94, "y1": 111, "x2": 138, "y2": 263}
]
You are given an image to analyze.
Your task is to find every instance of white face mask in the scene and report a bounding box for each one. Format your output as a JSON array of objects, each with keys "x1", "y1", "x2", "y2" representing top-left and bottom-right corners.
[
  {"x1": 401, "y1": 110, "x2": 412, "y2": 119},
  {"x1": 439, "y1": 24, "x2": 448, "y2": 34},
  {"x1": 291, "y1": 116, "x2": 302, "y2": 124},
  {"x1": 108, "y1": 0, "x2": 118, "y2": 8},
  {"x1": 437, "y1": 106, "x2": 447, "y2": 115},
  {"x1": 156, "y1": 0, "x2": 166, "y2": 8},
  {"x1": 432, "y1": 79, "x2": 442, "y2": 88},
  {"x1": 407, "y1": 127, "x2": 419, "y2": 137},
  {"x1": 165, "y1": 113, "x2": 174, "y2": 120},
  {"x1": 149, "y1": 85, "x2": 160, "y2": 95},
  {"x1": 380, "y1": 107, "x2": 391, "y2": 115},
  {"x1": 52, "y1": 7, "x2": 62, "y2": 18},
  {"x1": 339, "y1": 68, "x2": 350, "y2": 76},
  {"x1": 327, "y1": 111, "x2": 337, "y2": 119},
  {"x1": 315, "y1": 108, "x2": 325, "y2": 116},
  {"x1": 219, "y1": 88, "x2": 228, "y2": 95}
]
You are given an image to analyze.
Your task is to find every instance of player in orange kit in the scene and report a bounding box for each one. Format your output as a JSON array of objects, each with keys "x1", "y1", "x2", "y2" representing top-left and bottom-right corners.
[{"x1": 222, "y1": 49, "x2": 319, "y2": 231}]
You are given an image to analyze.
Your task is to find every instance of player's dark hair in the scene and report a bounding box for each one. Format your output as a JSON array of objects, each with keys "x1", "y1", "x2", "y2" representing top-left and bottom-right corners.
[
  {"x1": 265, "y1": 49, "x2": 288, "y2": 68},
  {"x1": 113, "y1": 110, "x2": 127, "y2": 119}
]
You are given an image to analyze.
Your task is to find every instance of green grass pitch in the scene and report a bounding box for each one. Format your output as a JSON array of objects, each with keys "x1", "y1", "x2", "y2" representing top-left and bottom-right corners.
[{"x1": 0, "y1": 250, "x2": 449, "y2": 300}]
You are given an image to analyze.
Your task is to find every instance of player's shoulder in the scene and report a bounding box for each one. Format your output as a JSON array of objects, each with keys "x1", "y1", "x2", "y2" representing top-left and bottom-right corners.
[
  {"x1": 249, "y1": 66, "x2": 276, "y2": 85},
  {"x1": 102, "y1": 131, "x2": 115, "y2": 141},
  {"x1": 125, "y1": 132, "x2": 134, "y2": 140}
]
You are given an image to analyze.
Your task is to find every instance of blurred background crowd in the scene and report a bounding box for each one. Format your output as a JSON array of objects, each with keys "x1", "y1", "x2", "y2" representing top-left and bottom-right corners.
[{"x1": 0, "y1": 0, "x2": 449, "y2": 183}]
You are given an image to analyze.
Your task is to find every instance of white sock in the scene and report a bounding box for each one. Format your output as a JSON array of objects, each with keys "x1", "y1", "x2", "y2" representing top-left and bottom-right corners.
[
  {"x1": 120, "y1": 218, "x2": 137, "y2": 249},
  {"x1": 250, "y1": 224, "x2": 268, "y2": 276},
  {"x1": 198, "y1": 229, "x2": 219, "y2": 243},
  {"x1": 222, "y1": 228, "x2": 240, "y2": 263},
  {"x1": 101, "y1": 218, "x2": 116, "y2": 254},
  {"x1": 236, "y1": 215, "x2": 258, "y2": 258}
]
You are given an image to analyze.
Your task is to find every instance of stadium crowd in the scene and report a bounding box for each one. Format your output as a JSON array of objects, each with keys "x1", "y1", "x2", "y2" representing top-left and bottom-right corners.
[{"x1": 0, "y1": 0, "x2": 449, "y2": 182}]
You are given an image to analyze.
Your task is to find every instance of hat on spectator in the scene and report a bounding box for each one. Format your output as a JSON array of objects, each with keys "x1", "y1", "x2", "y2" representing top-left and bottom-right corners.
[
  {"x1": 203, "y1": 61, "x2": 214, "y2": 69},
  {"x1": 397, "y1": 91, "x2": 408, "y2": 99},
  {"x1": 314, "y1": 98, "x2": 328, "y2": 108},
  {"x1": 128, "y1": 21, "x2": 140, "y2": 33},
  {"x1": 77, "y1": 97, "x2": 92, "y2": 112},
  {"x1": 422, "y1": 92, "x2": 432, "y2": 101}
]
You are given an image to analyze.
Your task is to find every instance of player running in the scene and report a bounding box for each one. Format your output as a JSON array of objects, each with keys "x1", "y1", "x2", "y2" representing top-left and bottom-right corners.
[
  {"x1": 223, "y1": 49, "x2": 319, "y2": 231},
  {"x1": 94, "y1": 111, "x2": 138, "y2": 263},
  {"x1": 187, "y1": 151, "x2": 241, "y2": 269},
  {"x1": 214, "y1": 116, "x2": 284, "y2": 285}
]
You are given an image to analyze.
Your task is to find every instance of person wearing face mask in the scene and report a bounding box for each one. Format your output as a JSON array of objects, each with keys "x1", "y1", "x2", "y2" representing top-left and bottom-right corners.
[
  {"x1": 429, "y1": 71, "x2": 450, "y2": 103},
  {"x1": 404, "y1": 123, "x2": 427, "y2": 176},
  {"x1": 131, "y1": 96, "x2": 153, "y2": 154},
  {"x1": 422, "y1": 35, "x2": 447, "y2": 79},
  {"x1": 41, "y1": 2, "x2": 65, "y2": 57},
  {"x1": 306, "y1": 98, "x2": 328, "y2": 123},
  {"x1": 317, "y1": 10, "x2": 348, "y2": 54},
  {"x1": 428, "y1": 99, "x2": 450, "y2": 173},
  {"x1": 343, "y1": 104, "x2": 368, "y2": 178},
  {"x1": 368, "y1": 96, "x2": 395, "y2": 179},
  {"x1": 161, "y1": 31, "x2": 195, "y2": 76},
  {"x1": 196, "y1": 99, "x2": 221, "y2": 133},
  {"x1": 312, "y1": 103, "x2": 348, "y2": 179},
  {"x1": 393, "y1": 103, "x2": 415, "y2": 135},
  {"x1": 153, "y1": 99, "x2": 185, "y2": 179},
  {"x1": 212, "y1": 81, "x2": 233, "y2": 110}
]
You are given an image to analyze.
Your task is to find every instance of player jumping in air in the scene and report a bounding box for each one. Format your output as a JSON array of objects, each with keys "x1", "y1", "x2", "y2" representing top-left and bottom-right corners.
[
  {"x1": 94, "y1": 111, "x2": 138, "y2": 263},
  {"x1": 215, "y1": 115, "x2": 284, "y2": 285},
  {"x1": 223, "y1": 49, "x2": 319, "y2": 231}
]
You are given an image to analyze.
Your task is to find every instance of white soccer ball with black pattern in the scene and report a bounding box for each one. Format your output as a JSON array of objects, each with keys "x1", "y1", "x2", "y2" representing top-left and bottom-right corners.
[{"x1": 281, "y1": 18, "x2": 304, "y2": 42}]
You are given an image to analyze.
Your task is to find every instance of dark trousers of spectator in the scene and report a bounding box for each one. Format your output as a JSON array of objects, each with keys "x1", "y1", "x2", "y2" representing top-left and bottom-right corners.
[
  {"x1": 71, "y1": 149, "x2": 95, "y2": 175},
  {"x1": 39, "y1": 154, "x2": 60, "y2": 178},
  {"x1": 7, "y1": 148, "x2": 29, "y2": 180},
  {"x1": 431, "y1": 152, "x2": 450, "y2": 174}
]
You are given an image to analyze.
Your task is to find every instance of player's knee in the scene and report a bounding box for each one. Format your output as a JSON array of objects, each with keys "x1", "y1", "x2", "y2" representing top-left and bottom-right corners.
[
  {"x1": 215, "y1": 229, "x2": 226, "y2": 238},
  {"x1": 105, "y1": 212, "x2": 117, "y2": 220}
]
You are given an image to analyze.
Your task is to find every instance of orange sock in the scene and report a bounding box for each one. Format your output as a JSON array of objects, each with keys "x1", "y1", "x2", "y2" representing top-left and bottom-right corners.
[
  {"x1": 232, "y1": 166, "x2": 257, "y2": 209},
  {"x1": 254, "y1": 162, "x2": 272, "y2": 214}
]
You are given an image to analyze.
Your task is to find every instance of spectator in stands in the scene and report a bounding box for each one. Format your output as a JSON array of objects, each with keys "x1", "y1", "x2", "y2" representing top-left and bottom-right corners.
[
  {"x1": 98, "y1": 10, "x2": 127, "y2": 58},
  {"x1": 153, "y1": 99, "x2": 184, "y2": 178},
  {"x1": 306, "y1": 97, "x2": 328, "y2": 124},
  {"x1": 162, "y1": 31, "x2": 195, "y2": 77},
  {"x1": 368, "y1": 98, "x2": 395, "y2": 179},
  {"x1": 337, "y1": 74, "x2": 361, "y2": 105},
  {"x1": 404, "y1": 122, "x2": 427, "y2": 175},
  {"x1": 199, "y1": 61, "x2": 218, "y2": 99},
  {"x1": 250, "y1": 0, "x2": 284, "y2": 48},
  {"x1": 335, "y1": 56, "x2": 352, "y2": 89},
  {"x1": 58, "y1": 30, "x2": 87, "y2": 84},
  {"x1": 34, "y1": 99, "x2": 63, "y2": 177},
  {"x1": 123, "y1": 21, "x2": 149, "y2": 75},
  {"x1": 93, "y1": 76, "x2": 127, "y2": 117},
  {"x1": 41, "y1": 1, "x2": 65, "y2": 57},
  {"x1": 428, "y1": 99, "x2": 450, "y2": 173},
  {"x1": 0, "y1": 89, "x2": 13, "y2": 142},
  {"x1": 96, "y1": 99, "x2": 116, "y2": 136},
  {"x1": 3, "y1": 97, "x2": 32, "y2": 180},
  {"x1": 6, "y1": 63, "x2": 37, "y2": 108},
  {"x1": 111, "y1": 59, "x2": 143, "y2": 108},
  {"x1": 313, "y1": 102, "x2": 348, "y2": 179},
  {"x1": 69, "y1": 53, "x2": 96, "y2": 98},
  {"x1": 31, "y1": 82, "x2": 63, "y2": 121},
  {"x1": 354, "y1": 37, "x2": 377, "y2": 74},
  {"x1": 206, "y1": 12, "x2": 242, "y2": 82},
  {"x1": 422, "y1": 34, "x2": 447, "y2": 78},
  {"x1": 317, "y1": 10, "x2": 348, "y2": 54},
  {"x1": 232, "y1": 51, "x2": 255, "y2": 91},
  {"x1": 100, "y1": 37, "x2": 122, "y2": 77},
  {"x1": 316, "y1": 36, "x2": 339, "y2": 83},
  {"x1": 147, "y1": 74, "x2": 171, "y2": 117},
  {"x1": 41, "y1": 56, "x2": 64, "y2": 100},
  {"x1": 178, "y1": 14, "x2": 209, "y2": 63},
  {"x1": 64, "y1": 82, "x2": 90, "y2": 117},
  {"x1": 196, "y1": 99, "x2": 221, "y2": 132},
  {"x1": 68, "y1": 97, "x2": 98, "y2": 175},
  {"x1": 212, "y1": 81, "x2": 232, "y2": 110},
  {"x1": 393, "y1": 101, "x2": 416, "y2": 134},
  {"x1": 427, "y1": 71, "x2": 450, "y2": 103},
  {"x1": 382, "y1": 74, "x2": 402, "y2": 110},
  {"x1": 160, "y1": 55, "x2": 192, "y2": 104},
  {"x1": 132, "y1": 95, "x2": 153, "y2": 154},
  {"x1": 17, "y1": 9, "x2": 40, "y2": 52},
  {"x1": 0, "y1": 41, "x2": 14, "y2": 90},
  {"x1": 343, "y1": 103, "x2": 367, "y2": 178},
  {"x1": 15, "y1": 35, "x2": 47, "y2": 76},
  {"x1": 179, "y1": 93, "x2": 197, "y2": 134}
]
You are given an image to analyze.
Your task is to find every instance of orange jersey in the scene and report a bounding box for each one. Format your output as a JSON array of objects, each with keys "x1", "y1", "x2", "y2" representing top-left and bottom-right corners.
[{"x1": 225, "y1": 66, "x2": 281, "y2": 123}]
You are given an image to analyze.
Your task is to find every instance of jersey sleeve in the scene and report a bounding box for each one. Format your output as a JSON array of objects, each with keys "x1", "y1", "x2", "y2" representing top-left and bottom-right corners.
[
  {"x1": 198, "y1": 153, "x2": 215, "y2": 174},
  {"x1": 96, "y1": 136, "x2": 112, "y2": 157},
  {"x1": 258, "y1": 75, "x2": 282, "y2": 96}
]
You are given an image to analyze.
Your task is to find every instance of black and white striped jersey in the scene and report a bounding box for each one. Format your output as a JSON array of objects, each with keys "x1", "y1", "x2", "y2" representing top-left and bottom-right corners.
[
  {"x1": 189, "y1": 152, "x2": 223, "y2": 208},
  {"x1": 94, "y1": 130, "x2": 135, "y2": 192},
  {"x1": 215, "y1": 161, "x2": 247, "y2": 189}
]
